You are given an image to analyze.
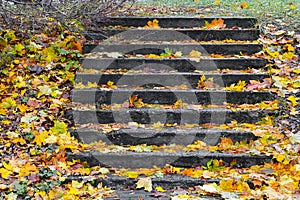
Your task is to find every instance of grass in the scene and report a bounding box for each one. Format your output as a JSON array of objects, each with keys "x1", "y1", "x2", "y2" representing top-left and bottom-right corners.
[{"x1": 134, "y1": 0, "x2": 300, "y2": 31}]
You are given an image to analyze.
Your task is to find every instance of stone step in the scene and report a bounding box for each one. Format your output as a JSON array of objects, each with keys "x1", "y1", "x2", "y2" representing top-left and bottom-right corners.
[
  {"x1": 103, "y1": 190, "x2": 220, "y2": 200},
  {"x1": 67, "y1": 151, "x2": 272, "y2": 168},
  {"x1": 71, "y1": 127, "x2": 257, "y2": 145},
  {"x1": 83, "y1": 43, "x2": 262, "y2": 55},
  {"x1": 66, "y1": 108, "x2": 274, "y2": 125},
  {"x1": 66, "y1": 174, "x2": 220, "y2": 192},
  {"x1": 75, "y1": 73, "x2": 270, "y2": 88},
  {"x1": 71, "y1": 89, "x2": 274, "y2": 105},
  {"x1": 96, "y1": 16, "x2": 257, "y2": 28},
  {"x1": 86, "y1": 29, "x2": 259, "y2": 41},
  {"x1": 80, "y1": 57, "x2": 267, "y2": 71}
]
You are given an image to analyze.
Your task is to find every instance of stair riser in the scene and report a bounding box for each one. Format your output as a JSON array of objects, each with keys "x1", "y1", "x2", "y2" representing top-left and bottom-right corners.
[
  {"x1": 75, "y1": 73, "x2": 270, "y2": 88},
  {"x1": 81, "y1": 58, "x2": 267, "y2": 71},
  {"x1": 71, "y1": 89, "x2": 274, "y2": 105},
  {"x1": 67, "y1": 152, "x2": 272, "y2": 168},
  {"x1": 86, "y1": 29, "x2": 259, "y2": 41},
  {"x1": 66, "y1": 175, "x2": 220, "y2": 191},
  {"x1": 96, "y1": 17, "x2": 257, "y2": 28},
  {"x1": 67, "y1": 109, "x2": 273, "y2": 125},
  {"x1": 83, "y1": 44, "x2": 262, "y2": 55},
  {"x1": 71, "y1": 129, "x2": 257, "y2": 145}
]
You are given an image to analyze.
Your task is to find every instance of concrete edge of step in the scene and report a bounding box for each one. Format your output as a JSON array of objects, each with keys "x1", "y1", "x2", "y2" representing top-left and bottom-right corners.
[
  {"x1": 66, "y1": 150, "x2": 273, "y2": 168},
  {"x1": 70, "y1": 127, "x2": 258, "y2": 145}
]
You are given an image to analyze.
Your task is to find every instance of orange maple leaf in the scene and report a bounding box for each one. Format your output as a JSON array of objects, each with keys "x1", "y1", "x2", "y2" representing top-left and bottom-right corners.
[
  {"x1": 144, "y1": 19, "x2": 160, "y2": 29},
  {"x1": 204, "y1": 18, "x2": 226, "y2": 29}
]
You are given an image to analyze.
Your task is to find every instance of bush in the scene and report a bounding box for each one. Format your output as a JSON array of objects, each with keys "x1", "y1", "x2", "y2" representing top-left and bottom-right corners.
[{"x1": 0, "y1": 0, "x2": 134, "y2": 33}]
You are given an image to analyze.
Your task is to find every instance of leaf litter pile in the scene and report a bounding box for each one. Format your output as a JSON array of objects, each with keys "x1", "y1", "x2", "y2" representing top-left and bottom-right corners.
[{"x1": 0, "y1": 14, "x2": 300, "y2": 200}]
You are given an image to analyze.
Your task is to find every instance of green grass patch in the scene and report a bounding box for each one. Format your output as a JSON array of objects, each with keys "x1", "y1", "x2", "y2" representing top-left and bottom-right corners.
[{"x1": 134, "y1": 0, "x2": 300, "y2": 31}]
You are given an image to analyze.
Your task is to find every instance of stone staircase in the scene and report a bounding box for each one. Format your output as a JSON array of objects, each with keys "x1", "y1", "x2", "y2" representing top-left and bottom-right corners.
[{"x1": 66, "y1": 17, "x2": 276, "y2": 198}]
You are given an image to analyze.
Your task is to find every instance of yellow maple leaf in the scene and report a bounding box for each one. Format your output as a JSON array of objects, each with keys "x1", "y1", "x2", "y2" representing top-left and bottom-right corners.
[
  {"x1": 3, "y1": 162, "x2": 13, "y2": 171},
  {"x1": 1, "y1": 98, "x2": 16, "y2": 109},
  {"x1": 45, "y1": 135, "x2": 58, "y2": 144},
  {"x1": 152, "y1": 121, "x2": 164, "y2": 130},
  {"x1": 189, "y1": 50, "x2": 202, "y2": 58},
  {"x1": 265, "y1": 49, "x2": 280, "y2": 58},
  {"x1": 225, "y1": 81, "x2": 246, "y2": 91},
  {"x1": 43, "y1": 46, "x2": 56, "y2": 62},
  {"x1": 17, "y1": 104, "x2": 27, "y2": 113},
  {"x1": 155, "y1": 186, "x2": 166, "y2": 192},
  {"x1": 0, "y1": 108, "x2": 6, "y2": 115},
  {"x1": 0, "y1": 38, "x2": 7, "y2": 47},
  {"x1": 219, "y1": 179, "x2": 234, "y2": 191},
  {"x1": 68, "y1": 186, "x2": 79, "y2": 195},
  {"x1": 18, "y1": 162, "x2": 38, "y2": 177},
  {"x1": 136, "y1": 177, "x2": 152, "y2": 192},
  {"x1": 71, "y1": 180, "x2": 84, "y2": 189},
  {"x1": 11, "y1": 138, "x2": 26, "y2": 145},
  {"x1": 125, "y1": 171, "x2": 139, "y2": 179},
  {"x1": 275, "y1": 154, "x2": 290, "y2": 164},
  {"x1": 2, "y1": 120, "x2": 11, "y2": 125},
  {"x1": 145, "y1": 54, "x2": 161, "y2": 59},
  {"x1": 214, "y1": 0, "x2": 220, "y2": 5},
  {"x1": 287, "y1": 95, "x2": 299, "y2": 106},
  {"x1": 33, "y1": 131, "x2": 49, "y2": 146},
  {"x1": 173, "y1": 99, "x2": 187, "y2": 109},
  {"x1": 191, "y1": 169, "x2": 203, "y2": 178},
  {"x1": 107, "y1": 80, "x2": 117, "y2": 89},
  {"x1": 14, "y1": 43, "x2": 25, "y2": 56},
  {"x1": 289, "y1": 3, "x2": 296, "y2": 9},
  {"x1": 290, "y1": 107, "x2": 299, "y2": 115},
  {"x1": 284, "y1": 44, "x2": 295, "y2": 52},
  {"x1": 282, "y1": 52, "x2": 296, "y2": 60},
  {"x1": 0, "y1": 167, "x2": 12, "y2": 179}
]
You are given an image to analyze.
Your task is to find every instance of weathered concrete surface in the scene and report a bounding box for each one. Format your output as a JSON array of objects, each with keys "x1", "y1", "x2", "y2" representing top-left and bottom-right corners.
[
  {"x1": 75, "y1": 73, "x2": 270, "y2": 88},
  {"x1": 67, "y1": 151, "x2": 272, "y2": 168},
  {"x1": 71, "y1": 88, "x2": 275, "y2": 105},
  {"x1": 96, "y1": 16, "x2": 257, "y2": 28},
  {"x1": 83, "y1": 43, "x2": 262, "y2": 55},
  {"x1": 86, "y1": 29, "x2": 259, "y2": 41},
  {"x1": 66, "y1": 108, "x2": 275, "y2": 125},
  {"x1": 66, "y1": 174, "x2": 220, "y2": 190},
  {"x1": 80, "y1": 57, "x2": 267, "y2": 71},
  {"x1": 71, "y1": 128, "x2": 257, "y2": 145}
]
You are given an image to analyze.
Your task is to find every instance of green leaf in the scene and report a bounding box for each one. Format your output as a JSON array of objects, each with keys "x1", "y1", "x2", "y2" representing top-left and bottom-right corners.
[
  {"x1": 50, "y1": 121, "x2": 67, "y2": 135},
  {"x1": 14, "y1": 43, "x2": 25, "y2": 56}
]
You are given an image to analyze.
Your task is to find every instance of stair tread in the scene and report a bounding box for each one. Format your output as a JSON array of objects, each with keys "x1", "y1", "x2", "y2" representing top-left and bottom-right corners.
[
  {"x1": 83, "y1": 42, "x2": 261, "y2": 54},
  {"x1": 67, "y1": 108, "x2": 275, "y2": 125},
  {"x1": 81, "y1": 57, "x2": 266, "y2": 61},
  {"x1": 72, "y1": 88, "x2": 272, "y2": 93},
  {"x1": 83, "y1": 43, "x2": 262, "y2": 56},
  {"x1": 74, "y1": 73, "x2": 270, "y2": 89},
  {"x1": 86, "y1": 29, "x2": 260, "y2": 41},
  {"x1": 76, "y1": 72, "x2": 268, "y2": 75},
  {"x1": 70, "y1": 107, "x2": 275, "y2": 112},
  {"x1": 79, "y1": 57, "x2": 267, "y2": 71}
]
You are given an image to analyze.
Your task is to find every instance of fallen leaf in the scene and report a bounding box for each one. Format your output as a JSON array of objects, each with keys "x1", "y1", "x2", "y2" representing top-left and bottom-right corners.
[
  {"x1": 189, "y1": 50, "x2": 201, "y2": 58},
  {"x1": 204, "y1": 18, "x2": 226, "y2": 29},
  {"x1": 136, "y1": 177, "x2": 152, "y2": 192},
  {"x1": 144, "y1": 19, "x2": 160, "y2": 29},
  {"x1": 240, "y1": 2, "x2": 248, "y2": 9}
]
